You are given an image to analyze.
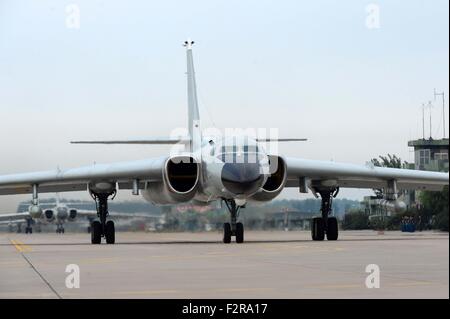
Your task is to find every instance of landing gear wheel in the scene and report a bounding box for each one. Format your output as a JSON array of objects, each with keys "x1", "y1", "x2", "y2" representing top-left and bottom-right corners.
[
  {"x1": 235, "y1": 222, "x2": 244, "y2": 243},
  {"x1": 326, "y1": 217, "x2": 338, "y2": 241},
  {"x1": 61, "y1": 227, "x2": 65, "y2": 234},
  {"x1": 105, "y1": 220, "x2": 115, "y2": 244},
  {"x1": 311, "y1": 217, "x2": 325, "y2": 241},
  {"x1": 91, "y1": 221, "x2": 102, "y2": 244},
  {"x1": 25, "y1": 227, "x2": 33, "y2": 234},
  {"x1": 223, "y1": 223, "x2": 232, "y2": 244}
]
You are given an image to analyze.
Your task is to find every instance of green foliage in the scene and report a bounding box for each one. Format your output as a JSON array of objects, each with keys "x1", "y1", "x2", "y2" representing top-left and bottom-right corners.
[
  {"x1": 342, "y1": 209, "x2": 369, "y2": 230},
  {"x1": 370, "y1": 154, "x2": 408, "y2": 197},
  {"x1": 419, "y1": 186, "x2": 449, "y2": 231},
  {"x1": 371, "y1": 154, "x2": 407, "y2": 169}
]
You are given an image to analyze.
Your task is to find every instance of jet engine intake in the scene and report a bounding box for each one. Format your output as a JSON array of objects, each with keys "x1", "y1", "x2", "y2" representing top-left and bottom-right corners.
[
  {"x1": 250, "y1": 155, "x2": 287, "y2": 202},
  {"x1": 44, "y1": 209, "x2": 55, "y2": 222},
  {"x1": 143, "y1": 156, "x2": 199, "y2": 204},
  {"x1": 69, "y1": 209, "x2": 77, "y2": 221}
]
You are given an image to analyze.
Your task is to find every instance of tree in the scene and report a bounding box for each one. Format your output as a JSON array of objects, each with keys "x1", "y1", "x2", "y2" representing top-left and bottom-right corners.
[
  {"x1": 371, "y1": 154, "x2": 406, "y2": 169},
  {"x1": 370, "y1": 154, "x2": 408, "y2": 197},
  {"x1": 419, "y1": 186, "x2": 449, "y2": 231},
  {"x1": 342, "y1": 209, "x2": 369, "y2": 230}
]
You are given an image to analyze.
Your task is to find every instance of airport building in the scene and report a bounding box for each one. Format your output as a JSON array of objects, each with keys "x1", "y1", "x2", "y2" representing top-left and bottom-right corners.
[
  {"x1": 406, "y1": 137, "x2": 449, "y2": 209},
  {"x1": 363, "y1": 137, "x2": 448, "y2": 219},
  {"x1": 407, "y1": 138, "x2": 449, "y2": 172}
]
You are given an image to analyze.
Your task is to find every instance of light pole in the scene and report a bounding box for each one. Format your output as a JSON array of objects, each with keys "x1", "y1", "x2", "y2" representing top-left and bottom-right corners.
[
  {"x1": 427, "y1": 101, "x2": 433, "y2": 139},
  {"x1": 434, "y1": 89, "x2": 446, "y2": 139}
]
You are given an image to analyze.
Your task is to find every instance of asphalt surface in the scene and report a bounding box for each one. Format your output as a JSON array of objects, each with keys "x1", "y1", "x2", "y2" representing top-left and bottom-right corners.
[{"x1": 0, "y1": 230, "x2": 448, "y2": 299}]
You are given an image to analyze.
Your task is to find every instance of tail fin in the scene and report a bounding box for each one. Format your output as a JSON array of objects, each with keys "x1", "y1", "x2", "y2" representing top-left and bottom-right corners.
[
  {"x1": 184, "y1": 39, "x2": 201, "y2": 152},
  {"x1": 70, "y1": 41, "x2": 202, "y2": 151}
]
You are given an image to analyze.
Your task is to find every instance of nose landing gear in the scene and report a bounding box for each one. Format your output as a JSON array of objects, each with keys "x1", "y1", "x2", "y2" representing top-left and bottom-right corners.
[
  {"x1": 223, "y1": 199, "x2": 244, "y2": 243},
  {"x1": 56, "y1": 224, "x2": 65, "y2": 234},
  {"x1": 25, "y1": 218, "x2": 33, "y2": 234}
]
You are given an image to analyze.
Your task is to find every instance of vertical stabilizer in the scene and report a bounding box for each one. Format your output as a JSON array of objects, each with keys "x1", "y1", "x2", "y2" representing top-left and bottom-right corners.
[{"x1": 184, "y1": 39, "x2": 201, "y2": 152}]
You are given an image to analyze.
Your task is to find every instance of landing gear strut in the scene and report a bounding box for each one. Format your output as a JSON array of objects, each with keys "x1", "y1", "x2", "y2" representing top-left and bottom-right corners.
[
  {"x1": 222, "y1": 199, "x2": 244, "y2": 244},
  {"x1": 25, "y1": 218, "x2": 33, "y2": 234},
  {"x1": 312, "y1": 187, "x2": 339, "y2": 241},
  {"x1": 90, "y1": 190, "x2": 116, "y2": 244},
  {"x1": 56, "y1": 224, "x2": 65, "y2": 234}
]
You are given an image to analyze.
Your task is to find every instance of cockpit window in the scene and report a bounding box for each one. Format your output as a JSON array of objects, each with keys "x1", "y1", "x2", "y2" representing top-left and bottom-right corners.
[{"x1": 217, "y1": 144, "x2": 262, "y2": 164}]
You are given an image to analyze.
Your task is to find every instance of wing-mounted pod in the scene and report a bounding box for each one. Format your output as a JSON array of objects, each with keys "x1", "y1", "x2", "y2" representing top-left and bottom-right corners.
[
  {"x1": 250, "y1": 155, "x2": 287, "y2": 202},
  {"x1": 143, "y1": 155, "x2": 200, "y2": 204},
  {"x1": 377, "y1": 179, "x2": 407, "y2": 213},
  {"x1": 377, "y1": 198, "x2": 407, "y2": 213}
]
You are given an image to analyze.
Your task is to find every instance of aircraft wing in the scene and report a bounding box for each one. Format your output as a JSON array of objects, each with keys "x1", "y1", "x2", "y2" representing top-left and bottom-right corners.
[
  {"x1": 284, "y1": 158, "x2": 449, "y2": 191},
  {"x1": 0, "y1": 212, "x2": 30, "y2": 222},
  {"x1": 0, "y1": 157, "x2": 167, "y2": 196}
]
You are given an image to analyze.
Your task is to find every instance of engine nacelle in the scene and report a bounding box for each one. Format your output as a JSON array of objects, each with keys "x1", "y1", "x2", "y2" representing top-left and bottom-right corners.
[
  {"x1": 69, "y1": 209, "x2": 77, "y2": 221},
  {"x1": 28, "y1": 205, "x2": 43, "y2": 219},
  {"x1": 44, "y1": 209, "x2": 55, "y2": 222},
  {"x1": 142, "y1": 155, "x2": 200, "y2": 205},
  {"x1": 250, "y1": 155, "x2": 287, "y2": 202}
]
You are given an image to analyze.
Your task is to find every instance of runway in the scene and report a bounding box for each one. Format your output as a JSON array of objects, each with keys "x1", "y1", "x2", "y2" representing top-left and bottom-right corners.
[{"x1": 0, "y1": 230, "x2": 448, "y2": 299}]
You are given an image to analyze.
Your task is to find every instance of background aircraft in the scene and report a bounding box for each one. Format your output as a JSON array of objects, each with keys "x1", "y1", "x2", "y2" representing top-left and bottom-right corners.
[
  {"x1": 0, "y1": 40, "x2": 448, "y2": 244},
  {"x1": 0, "y1": 195, "x2": 160, "y2": 234}
]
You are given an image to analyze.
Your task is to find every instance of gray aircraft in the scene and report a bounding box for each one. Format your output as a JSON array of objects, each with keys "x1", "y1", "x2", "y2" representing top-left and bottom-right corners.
[
  {"x1": 0, "y1": 40, "x2": 448, "y2": 244},
  {"x1": 0, "y1": 196, "x2": 159, "y2": 234},
  {"x1": 0, "y1": 198, "x2": 78, "y2": 233}
]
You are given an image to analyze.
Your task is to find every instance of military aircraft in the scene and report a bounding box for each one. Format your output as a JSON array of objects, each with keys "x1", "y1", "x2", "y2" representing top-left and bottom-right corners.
[
  {"x1": 0, "y1": 40, "x2": 448, "y2": 244},
  {"x1": 0, "y1": 196, "x2": 159, "y2": 234},
  {"x1": 0, "y1": 198, "x2": 76, "y2": 233}
]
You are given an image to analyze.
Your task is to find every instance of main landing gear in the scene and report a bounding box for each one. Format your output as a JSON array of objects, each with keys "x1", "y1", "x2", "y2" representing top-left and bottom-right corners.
[
  {"x1": 222, "y1": 199, "x2": 244, "y2": 244},
  {"x1": 311, "y1": 187, "x2": 339, "y2": 241},
  {"x1": 90, "y1": 190, "x2": 116, "y2": 244},
  {"x1": 56, "y1": 224, "x2": 65, "y2": 234},
  {"x1": 25, "y1": 218, "x2": 33, "y2": 234}
]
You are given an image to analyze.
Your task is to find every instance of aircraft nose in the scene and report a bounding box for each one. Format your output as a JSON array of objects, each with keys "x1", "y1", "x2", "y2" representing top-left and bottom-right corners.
[
  {"x1": 221, "y1": 163, "x2": 264, "y2": 195},
  {"x1": 57, "y1": 208, "x2": 68, "y2": 219}
]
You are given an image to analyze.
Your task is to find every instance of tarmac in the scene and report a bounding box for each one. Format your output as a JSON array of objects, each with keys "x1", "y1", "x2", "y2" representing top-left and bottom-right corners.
[{"x1": 0, "y1": 230, "x2": 448, "y2": 299}]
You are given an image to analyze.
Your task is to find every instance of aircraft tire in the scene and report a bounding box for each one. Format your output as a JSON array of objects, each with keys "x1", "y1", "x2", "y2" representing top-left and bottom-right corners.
[
  {"x1": 91, "y1": 221, "x2": 102, "y2": 244},
  {"x1": 326, "y1": 217, "x2": 338, "y2": 240},
  {"x1": 223, "y1": 223, "x2": 232, "y2": 243},
  {"x1": 105, "y1": 221, "x2": 115, "y2": 244},
  {"x1": 311, "y1": 217, "x2": 325, "y2": 241},
  {"x1": 236, "y1": 222, "x2": 244, "y2": 243}
]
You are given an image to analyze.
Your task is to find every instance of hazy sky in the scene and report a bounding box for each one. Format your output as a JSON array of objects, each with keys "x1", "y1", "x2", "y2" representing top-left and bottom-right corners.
[{"x1": 0, "y1": 0, "x2": 448, "y2": 212}]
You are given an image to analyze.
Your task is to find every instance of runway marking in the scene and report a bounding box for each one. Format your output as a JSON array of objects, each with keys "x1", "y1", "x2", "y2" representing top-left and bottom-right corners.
[
  {"x1": 8, "y1": 238, "x2": 61, "y2": 299},
  {"x1": 10, "y1": 239, "x2": 23, "y2": 252},
  {"x1": 10, "y1": 239, "x2": 32, "y2": 252}
]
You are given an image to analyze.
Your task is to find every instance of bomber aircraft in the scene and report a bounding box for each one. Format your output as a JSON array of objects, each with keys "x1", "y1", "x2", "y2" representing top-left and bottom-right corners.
[
  {"x1": 0, "y1": 40, "x2": 448, "y2": 244},
  {"x1": 0, "y1": 195, "x2": 158, "y2": 234}
]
